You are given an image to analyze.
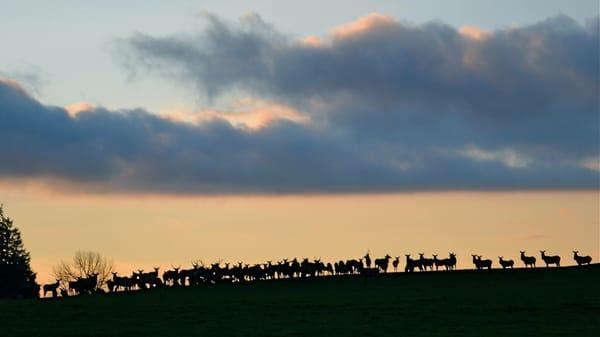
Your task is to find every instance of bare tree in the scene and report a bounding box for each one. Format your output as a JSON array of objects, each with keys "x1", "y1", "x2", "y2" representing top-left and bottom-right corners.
[{"x1": 53, "y1": 250, "x2": 114, "y2": 290}]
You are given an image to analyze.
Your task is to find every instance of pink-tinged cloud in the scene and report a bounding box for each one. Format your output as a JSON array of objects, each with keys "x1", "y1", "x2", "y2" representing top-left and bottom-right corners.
[
  {"x1": 458, "y1": 26, "x2": 492, "y2": 41},
  {"x1": 0, "y1": 14, "x2": 597, "y2": 194},
  {"x1": 0, "y1": 77, "x2": 29, "y2": 96},
  {"x1": 65, "y1": 102, "x2": 95, "y2": 117},
  {"x1": 330, "y1": 13, "x2": 396, "y2": 38},
  {"x1": 581, "y1": 157, "x2": 600, "y2": 172},
  {"x1": 300, "y1": 35, "x2": 323, "y2": 47},
  {"x1": 160, "y1": 98, "x2": 310, "y2": 131}
]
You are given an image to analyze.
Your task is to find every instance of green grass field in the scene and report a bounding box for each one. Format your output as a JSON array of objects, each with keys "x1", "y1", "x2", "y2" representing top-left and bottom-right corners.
[{"x1": 1, "y1": 265, "x2": 599, "y2": 337}]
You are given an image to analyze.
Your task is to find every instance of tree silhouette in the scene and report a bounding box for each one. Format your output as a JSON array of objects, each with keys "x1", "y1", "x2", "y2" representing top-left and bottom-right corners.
[
  {"x1": 53, "y1": 250, "x2": 114, "y2": 290},
  {"x1": 0, "y1": 205, "x2": 39, "y2": 298}
]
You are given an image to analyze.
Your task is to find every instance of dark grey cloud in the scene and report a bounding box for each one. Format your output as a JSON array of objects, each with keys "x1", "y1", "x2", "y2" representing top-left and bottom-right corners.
[{"x1": 0, "y1": 14, "x2": 598, "y2": 194}]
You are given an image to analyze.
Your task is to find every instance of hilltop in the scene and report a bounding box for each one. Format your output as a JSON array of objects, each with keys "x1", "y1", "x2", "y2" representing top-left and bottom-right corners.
[{"x1": 1, "y1": 265, "x2": 599, "y2": 337}]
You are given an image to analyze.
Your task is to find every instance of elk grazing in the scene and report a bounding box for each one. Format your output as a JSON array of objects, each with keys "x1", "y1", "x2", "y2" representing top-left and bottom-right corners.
[
  {"x1": 374, "y1": 254, "x2": 392, "y2": 272},
  {"x1": 540, "y1": 250, "x2": 560, "y2": 267},
  {"x1": 498, "y1": 256, "x2": 514, "y2": 269},
  {"x1": 392, "y1": 256, "x2": 400, "y2": 272},
  {"x1": 43, "y1": 280, "x2": 60, "y2": 297},
  {"x1": 520, "y1": 251, "x2": 536, "y2": 268},
  {"x1": 573, "y1": 251, "x2": 592, "y2": 266}
]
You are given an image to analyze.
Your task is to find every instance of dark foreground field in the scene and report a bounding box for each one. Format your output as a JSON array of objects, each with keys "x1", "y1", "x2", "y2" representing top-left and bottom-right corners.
[{"x1": 1, "y1": 265, "x2": 599, "y2": 337}]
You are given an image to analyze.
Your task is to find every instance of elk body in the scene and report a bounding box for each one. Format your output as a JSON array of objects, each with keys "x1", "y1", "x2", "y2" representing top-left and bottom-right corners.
[
  {"x1": 374, "y1": 255, "x2": 392, "y2": 272},
  {"x1": 42, "y1": 280, "x2": 60, "y2": 297},
  {"x1": 472, "y1": 255, "x2": 492, "y2": 270},
  {"x1": 540, "y1": 251, "x2": 560, "y2": 267},
  {"x1": 520, "y1": 251, "x2": 536, "y2": 268},
  {"x1": 498, "y1": 256, "x2": 514, "y2": 269},
  {"x1": 573, "y1": 251, "x2": 592, "y2": 266}
]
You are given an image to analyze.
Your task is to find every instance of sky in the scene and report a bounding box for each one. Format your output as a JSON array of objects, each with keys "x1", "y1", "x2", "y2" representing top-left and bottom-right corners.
[{"x1": 0, "y1": 1, "x2": 598, "y2": 283}]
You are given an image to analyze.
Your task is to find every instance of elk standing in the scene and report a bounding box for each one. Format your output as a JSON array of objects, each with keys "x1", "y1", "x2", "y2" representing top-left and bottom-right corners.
[
  {"x1": 520, "y1": 251, "x2": 536, "y2": 268},
  {"x1": 573, "y1": 251, "x2": 592, "y2": 266},
  {"x1": 364, "y1": 251, "x2": 372, "y2": 269},
  {"x1": 43, "y1": 280, "x2": 60, "y2": 298},
  {"x1": 498, "y1": 256, "x2": 514, "y2": 269},
  {"x1": 540, "y1": 250, "x2": 560, "y2": 267},
  {"x1": 374, "y1": 254, "x2": 391, "y2": 273},
  {"x1": 392, "y1": 256, "x2": 400, "y2": 272},
  {"x1": 419, "y1": 253, "x2": 434, "y2": 271}
]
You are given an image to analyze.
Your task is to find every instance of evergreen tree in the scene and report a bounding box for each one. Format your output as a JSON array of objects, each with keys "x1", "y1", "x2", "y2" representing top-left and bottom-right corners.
[{"x1": 0, "y1": 205, "x2": 39, "y2": 298}]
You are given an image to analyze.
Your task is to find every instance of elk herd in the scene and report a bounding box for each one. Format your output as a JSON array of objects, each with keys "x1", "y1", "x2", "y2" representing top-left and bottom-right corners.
[{"x1": 42, "y1": 250, "x2": 593, "y2": 297}]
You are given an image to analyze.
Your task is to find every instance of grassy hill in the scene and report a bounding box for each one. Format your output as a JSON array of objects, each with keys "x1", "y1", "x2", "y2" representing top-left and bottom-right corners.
[{"x1": 1, "y1": 265, "x2": 599, "y2": 337}]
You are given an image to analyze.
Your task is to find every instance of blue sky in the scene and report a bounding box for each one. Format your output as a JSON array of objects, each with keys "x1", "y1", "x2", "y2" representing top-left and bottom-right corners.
[
  {"x1": 1, "y1": 1, "x2": 599, "y2": 282},
  {"x1": 0, "y1": 0, "x2": 598, "y2": 194},
  {"x1": 0, "y1": 0, "x2": 597, "y2": 112}
]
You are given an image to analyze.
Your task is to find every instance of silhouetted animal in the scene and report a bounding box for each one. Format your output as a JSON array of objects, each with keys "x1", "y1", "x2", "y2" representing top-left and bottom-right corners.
[
  {"x1": 520, "y1": 251, "x2": 536, "y2": 268},
  {"x1": 106, "y1": 279, "x2": 114, "y2": 292},
  {"x1": 498, "y1": 256, "x2": 514, "y2": 269},
  {"x1": 540, "y1": 251, "x2": 560, "y2": 267},
  {"x1": 443, "y1": 253, "x2": 457, "y2": 270},
  {"x1": 43, "y1": 280, "x2": 60, "y2": 297},
  {"x1": 111, "y1": 272, "x2": 133, "y2": 292},
  {"x1": 404, "y1": 254, "x2": 421, "y2": 272},
  {"x1": 472, "y1": 255, "x2": 492, "y2": 270},
  {"x1": 392, "y1": 256, "x2": 400, "y2": 272},
  {"x1": 364, "y1": 251, "x2": 372, "y2": 269},
  {"x1": 419, "y1": 253, "x2": 434, "y2": 271},
  {"x1": 573, "y1": 251, "x2": 592, "y2": 266},
  {"x1": 432, "y1": 254, "x2": 443, "y2": 271},
  {"x1": 68, "y1": 273, "x2": 98, "y2": 295},
  {"x1": 162, "y1": 266, "x2": 181, "y2": 286},
  {"x1": 374, "y1": 254, "x2": 391, "y2": 272}
]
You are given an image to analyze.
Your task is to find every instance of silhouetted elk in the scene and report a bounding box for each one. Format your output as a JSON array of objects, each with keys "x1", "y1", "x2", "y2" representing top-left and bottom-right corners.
[
  {"x1": 418, "y1": 253, "x2": 434, "y2": 271},
  {"x1": 472, "y1": 255, "x2": 492, "y2": 270},
  {"x1": 110, "y1": 272, "x2": 134, "y2": 292},
  {"x1": 163, "y1": 266, "x2": 181, "y2": 286},
  {"x1": 431, "y1": 253, "x2": 454, "y2": 271},
  {"x1": 404, "y1": 254, "x2": 422, "y2": 272},
  {"x1": 374, "y1": 254, "x2": 391, "y2": 272},
  {"x1": 69, "y1": 273, "x2": 98, "y2": 295},
  {"x1": 135, "y1": 267, "x2": 163, "y2": 288},
  {"x1": 325, "y1": 262, "x2": 334, "y2": 275},
  {"x1": 106, "y1": 279, "x2": 115, "y2": 292},
  {"x1": 364, "y1": 251, "x2": 372, "y2": 268},
  {"x1": 498, "y1": 256, "x2": 514, "y2": 269},
  {"x1": 392, "y1": 256, "x2": 400, "y2": 272},
  {"x1": 540, "y1": 250, "x2": 560, "y2": 267},
  {"x1": 432, "y1": 254, "x2": 442, "y2": 271},
  {"x1": 43, "y1": 280, "x2": 60, "y2": 298},
  {"x1": 439, "y1": 253, "x2": 457, "y2": 270},
  {"x1": 520, "y1": 251, "x2": 536, "y2": 268},
  {"x1": 573, "y1": 251, "x2": 592, "y2": 266}
]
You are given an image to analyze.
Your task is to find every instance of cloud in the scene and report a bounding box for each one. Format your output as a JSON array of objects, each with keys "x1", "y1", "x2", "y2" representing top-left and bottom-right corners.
[
  {"x1": 330, "y1": 13, "x2": 396, "y2": 38},
  {"x1": 65, "y1": 102, "x2": 95, "y2": 118},
  {"x1": 458, "y1": 145, "x2": 530, "y2": 169},
  {"x1": 159, "y1": 98, "x2": 310, "y2": 131},
  {"x1": 0, "y1": 13, "x2": 598, "y2": 194}
]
